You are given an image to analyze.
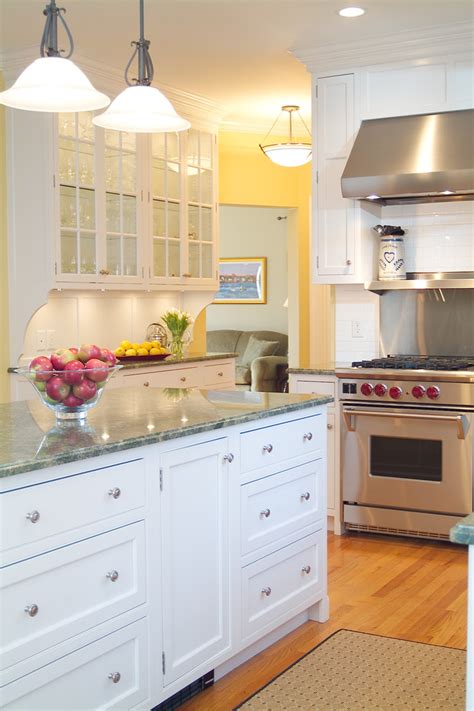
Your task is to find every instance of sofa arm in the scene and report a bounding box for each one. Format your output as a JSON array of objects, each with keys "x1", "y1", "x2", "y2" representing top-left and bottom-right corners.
[{"x1": 250, "y1": 355, "x2": 288, "y2": 392}]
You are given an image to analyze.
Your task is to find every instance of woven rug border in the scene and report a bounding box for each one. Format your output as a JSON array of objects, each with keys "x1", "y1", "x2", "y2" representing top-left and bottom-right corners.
[{"x1": 233, "y1": 628, "x2": 466, "y2": 711}]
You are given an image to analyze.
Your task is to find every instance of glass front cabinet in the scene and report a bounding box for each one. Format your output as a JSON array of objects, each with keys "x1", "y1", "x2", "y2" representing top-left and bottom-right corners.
[{"x1": 55, "y1": 111, "x2": 217, "y2": 289}]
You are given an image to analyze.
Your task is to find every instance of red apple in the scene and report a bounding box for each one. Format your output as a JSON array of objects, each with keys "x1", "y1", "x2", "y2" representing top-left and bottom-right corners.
[
  {"x1": 63, "y1": 359, "x2": 85, "y2": 385},
  {"x1": 73, "y1": 378, "x2": 97, "y2": 401},
  {"x1": 50, "y1": 348, "x2": 78, "y2": 370},
  {"x1": 62, "y1": 393, "x2": 85, "y2": 407},
  {"x1": 85, "y1": 358, "x2": 109, "y2": 382},
  {"x1": 100, "y1": 348, "x2": 117, "y2": 366},
  {"x1": 46, "y1": 375, "x2": 71, "y2": 401},
  {"x1": 78, "y1": 344, "x2": 101, "y2": 363},
  {"x1": 29, "y1": 355, "x2": 53, "y2": 381},
  {"x1": 69, "y1": 347, "x2": 79, "y2": 355}
]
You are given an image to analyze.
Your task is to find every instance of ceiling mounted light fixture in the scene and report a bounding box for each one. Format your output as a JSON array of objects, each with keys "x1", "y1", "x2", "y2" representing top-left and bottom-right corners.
[
  {"x1": 0, "y1": 0, "x2": 110, "y2": 113},
  {"x1": 259, "y1": 105, "x2": 312, "y2": 167},
  {"x1": 338, "y1": 7, "x2": 365, "y2": 17},
  {"x1": 93, "y1": 0, "x2": 190, "y2": 133}
]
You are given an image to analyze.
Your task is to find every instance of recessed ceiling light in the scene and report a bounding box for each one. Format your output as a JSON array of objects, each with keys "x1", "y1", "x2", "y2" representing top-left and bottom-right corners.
[{"x1": 339, "y1": 7, "x2": 365, "y2": 17}]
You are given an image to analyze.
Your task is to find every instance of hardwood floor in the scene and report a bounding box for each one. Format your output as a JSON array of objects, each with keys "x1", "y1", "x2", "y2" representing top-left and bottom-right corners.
[{"x1": 180, "y1": 532, "x2": 468, "y2": 711}]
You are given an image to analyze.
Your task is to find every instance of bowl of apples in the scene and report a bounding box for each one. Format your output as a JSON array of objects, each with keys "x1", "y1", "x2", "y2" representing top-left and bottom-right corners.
[{"x1": 17, "y1": 345, "x2": 122, "y2": 422}]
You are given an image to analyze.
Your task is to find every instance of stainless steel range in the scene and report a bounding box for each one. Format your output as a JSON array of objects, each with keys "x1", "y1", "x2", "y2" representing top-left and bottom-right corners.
[{"x1": 337, "y1": 355, "x2": 474, "y2": 540}]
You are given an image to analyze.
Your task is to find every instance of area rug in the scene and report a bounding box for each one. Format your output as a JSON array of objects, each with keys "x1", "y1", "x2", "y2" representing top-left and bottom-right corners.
[{"x1": 235, "y1": 629, "x2": 466, "y2": 710}]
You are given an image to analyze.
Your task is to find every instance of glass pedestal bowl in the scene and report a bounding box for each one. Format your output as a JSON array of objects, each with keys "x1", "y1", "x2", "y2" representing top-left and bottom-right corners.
[{"x1": 18, "y1": 364, "x2": 122, "y2": 422}]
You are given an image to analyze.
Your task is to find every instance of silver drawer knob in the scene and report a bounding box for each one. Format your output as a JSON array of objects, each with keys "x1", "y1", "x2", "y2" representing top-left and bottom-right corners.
[
  {"x1": 223, "y1": 453, "x2": 234, "y2": 463},
  {"x1": 143, "y1": 381, "x2": 150, "y2": 387},
  {"x1": 260, "y1": 508, "x2": 271, "y2": 518},
  {"x1": 106, "y1": 570, "x2": 119, "y2": 582},
  {"x1": 346, "y1": 259, "x2": 352, "y2": 265},
  {"x1": 301, "y1": 492, "x2": 311, "y2": 501},
  {"x1": 261, "y1": 587, "x2": 272, "y2": 597},
  {"x1": 108, "y1": 672, "x2": 121, "y2": 684},
  {"x1": 262, "y1": 443, "x2": 273, "y2": 453},
  {"x1": 327, "y1": 423, "x2": 333, "y2": 430},
  {"x1": 26, "y1": 510, "x2": 40, "y2": 524},
  {"x1": 218, "y1": 371, "x2": 224, "y2": 377},
  {"x1": 108, "y1": 487, "x2": 121, "y2": 499},
  {"x1": 303, "y1": 432, "x2": 313, "y2": 441},
  {"x1": 180, "y1": 376, "x2": 186, "y2": 382},
  {"x1": 302, "y1": 565, "x2": 312, "y2": 575},
  {"x1": 24, "y1": 604, "x2": 39, "y2": 617}
]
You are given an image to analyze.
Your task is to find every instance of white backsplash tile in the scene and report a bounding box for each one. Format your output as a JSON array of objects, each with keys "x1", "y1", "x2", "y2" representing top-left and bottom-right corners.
[{"x1": 335, "y1": 285, "x2": 380, "y2": 363}]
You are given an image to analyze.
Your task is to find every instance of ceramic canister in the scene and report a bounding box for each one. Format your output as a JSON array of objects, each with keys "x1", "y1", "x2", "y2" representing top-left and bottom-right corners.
[{"x1": 378, "y1": 235, "x2": 406, "y2": 280}]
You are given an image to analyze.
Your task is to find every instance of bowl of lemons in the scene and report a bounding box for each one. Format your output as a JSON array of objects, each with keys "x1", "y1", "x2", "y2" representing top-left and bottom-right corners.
[{"x1": 114, "y1": 340, "x2": 170, "y2": 361}]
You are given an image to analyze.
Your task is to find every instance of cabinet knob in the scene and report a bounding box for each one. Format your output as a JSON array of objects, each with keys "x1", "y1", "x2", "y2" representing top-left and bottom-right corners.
[
  {"x1": 24, "y1": 604, "x2": 39, "y2": 617},
  {"x1": 108, "y1": 672, "x2": 121, "y2": 684},
  {"x1": 99, "y1": 269, "x2": 110, "y2": 275},
  {"x1": 106, "y1": 570, "x2": 119, "y2": 582},
  {"x1": 182, "y1": 273, "x2": 191, "y2": 278},
  {"x1": 327, "y1": 423, "x2": 333, "y2": 430},
  {"x1": 303, "y1": 432, "x2": 313, "y2": 441},
  {"x1": 143, "y1": 381, "x2": 150, "y2": 387},
  {"x1": 302, "y1": 565, "x2": 312, "y2": 575},
  {"x1": 180, "y1": 377, "x2": 186, "y2": 382},
  {"x1": 262, "y1": 443, "x2": 273, "y2": 454},
  {"x1": 301, "y1": 492, "x2": 311, "y2": 501},
  {"x1": 223, "y1": 453, "x2": 234, "y2": 463},
  {"x1": 261, "y1": 587, "x2": 272, "y2": 597},
  {"x1": 217, "y1": 371, "x2": 224, "y2": 377},
  {"x1": 260, "y1": 508, "x2": 271, "y2": 518},
  {"x1": 346, "y1": 259, "x2": 352, "y2": 266},
  {"x1": 26, "y1": 510, "x2": 40, "y2": 524},
  {"x1": 108, "y1": 487, "x2": 121, "y2": 499}
]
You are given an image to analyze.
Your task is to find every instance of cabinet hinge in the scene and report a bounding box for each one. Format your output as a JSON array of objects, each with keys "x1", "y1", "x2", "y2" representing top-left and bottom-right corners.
[
  {"x1": 316, "y1": 171, "x2": 319, "y2": 184},
  {"x1": 315, "y1": 85, "x2": 318, "y2": 99},
  {"x1": 53, "y1": 174, "x2": 56, "y2": 188},
  {"x1": 316, "y1": 256, "x2": 319, "y2": 268},
  {"x1": 55, "y1": 262, "x2": 57, "y2": 275},
  {"x1": 162, "y1": 652, "x2": 166, "y2": 675},
  {"x1": 160, "y1": 468, "x2": 163, "y2": 491}
]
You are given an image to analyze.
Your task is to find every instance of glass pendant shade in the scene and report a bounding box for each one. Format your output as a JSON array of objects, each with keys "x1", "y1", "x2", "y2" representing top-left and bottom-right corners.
[
  {"x1": 0, "y1": 57, "x2": 110, "y2": 112},
  {"x1": 260, "y1": 143, "x2": 312, "y2": 167},
  {"x1": 92, "y1": 85, "x2": 190, "y2": 133}
]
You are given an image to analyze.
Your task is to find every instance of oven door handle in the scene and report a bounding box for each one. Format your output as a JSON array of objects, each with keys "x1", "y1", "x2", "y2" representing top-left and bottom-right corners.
[{"x1": 342, "y1": 408, "x2": 469, "y2": 440}]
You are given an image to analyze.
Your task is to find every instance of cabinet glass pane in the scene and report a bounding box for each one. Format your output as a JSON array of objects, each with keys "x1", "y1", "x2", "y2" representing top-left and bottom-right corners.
[
  {"x1": 167, "y1": 133, "x2": 179, "y2": 162},
  {"x1": 79, "y1": 233, "x2": 96, "y2": 274},
  {"x1": 123, "y1": 195, "x2": 136, "y2": 234},
  {"x1": 202, "y1": 243, "x2": 213, "y2": 278},
  {"x1": 201, "y1": 206, "x2": 212, "y2": 242},
  {"x1": 60, "y1": 185, "x2": 77, "y2": 228},
  {"x1": 187, "y1": 130, "x2": 199, "y2": 165},
  {"x1": 153, "y1": 239, "x2": 166, "y2": 276},
  {"x1": 188, "y1": 172, "x2": 199, "y2": 203},
  {"x1": 106, "y1": 193, "x2": 121, "y2": 233},
  {"x1": 105, "y1": 148, "x2": 120, "y2": 192},
  {"x1": 61, "y1": 230, "x2": 78, "y2": 273},
  {"x1": 169, "y1": 240, "x2": 180, "y2": 278},
  {"x1": 123, "y1": 236, "x2": 138, "y2": 276},
  {"x1": 104, "y1": 130, "x2": 120, "y2": 148},
  {"x1": 201, "y1": 169, "x2": 212, "y2": 204},
  {"x1": 200, "y1": 133, "x2": 213, "y2": 169},
  {"x1": 153, "y1": 200, "x2": 166, "y2": 236},
  {"x1": 188, "y1": 205, "x2": 199, "y2": 241},
  {"x1": 106, "y1": 234, "x2": 121, "y2": 275},
  {"x1": 189, "y1": 242, "x2": 200, "y2": 278},
  {"x1": 169, "y1": 202, "x2": 180, "y2": 239},
  {"x1": 152, "y1": 158, "x2": 166, "y2": 197},
  {"x1": 122, "y1": 153, "x2": 136, "y2": 193},
  {"x1": 121, "y1": 132, "x2": 136, "y2": 152},
  {"x1": 79, "y1": 188, "x2": 95, "y2": 229},
  {"x1": 152, "y1": 133, "x2": 166, "y2": 159},
  {"x1": 58, "y1": 113, "x2": 75, "y2": 138},
  {"x1": 78, "y1": 112, "x2": 94, "y2": 142},
  {"x1": 78, "y1": 143, "x2": 94, "y2": 188},
  {"x1": 167, "y1": 163, "x2": 180, "y2": 200},
  {"x1": 59, "y1": 139, "x2": 76, "y2": 184}
]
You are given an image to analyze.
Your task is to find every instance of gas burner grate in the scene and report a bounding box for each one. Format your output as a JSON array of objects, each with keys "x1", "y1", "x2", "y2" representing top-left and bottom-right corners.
[{"x1": 351, "y1": 355, "x2": 474, "y2": 371}]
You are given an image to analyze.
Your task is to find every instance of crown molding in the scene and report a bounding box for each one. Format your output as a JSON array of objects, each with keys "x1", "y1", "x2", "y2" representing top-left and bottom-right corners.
[
  {"x1": 292, "y1": 21, "x2": 474, "y2": 74},
  {"x1": 0, "y1": 46, "x2": 228, "y2": 131}
]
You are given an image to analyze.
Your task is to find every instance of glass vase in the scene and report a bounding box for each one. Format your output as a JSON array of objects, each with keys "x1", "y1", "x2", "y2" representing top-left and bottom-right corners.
[{"x1": 169, "y1": 335, "x2": 185, "y2": 359}]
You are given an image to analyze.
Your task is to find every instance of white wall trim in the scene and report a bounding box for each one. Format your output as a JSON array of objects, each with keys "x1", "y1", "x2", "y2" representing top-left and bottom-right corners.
[{"x1": 292, "y1": 21, "x2": 474, "y2": 75}]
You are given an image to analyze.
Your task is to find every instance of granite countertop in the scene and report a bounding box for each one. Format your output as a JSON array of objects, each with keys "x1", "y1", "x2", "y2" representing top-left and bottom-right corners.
[
  {"x1": 8, "y1": 352, "x2": 237, "y2": 374},
  {"x1": 450, "y1": 514, "x2": 474, "y2": 545},
  {"x1": 0, "y1": 388, "x2": 333, "y2": 479},
  {"x1": 288, "y1": 363, "x2": 351, "y2": 375}
]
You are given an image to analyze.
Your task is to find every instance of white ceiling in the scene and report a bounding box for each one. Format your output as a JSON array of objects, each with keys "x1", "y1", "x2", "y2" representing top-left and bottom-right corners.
[{"x1": 1, "y1": 0, "x2": 473, "y2": 131}]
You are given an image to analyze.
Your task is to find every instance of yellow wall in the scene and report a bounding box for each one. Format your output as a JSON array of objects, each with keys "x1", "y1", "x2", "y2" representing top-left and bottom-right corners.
[
  {"x1": 0, "y1": 73, "x2": 9, "y2": 401},
  {"x1": 217, "y1": 131, "x2": 312, "y2": 366}
]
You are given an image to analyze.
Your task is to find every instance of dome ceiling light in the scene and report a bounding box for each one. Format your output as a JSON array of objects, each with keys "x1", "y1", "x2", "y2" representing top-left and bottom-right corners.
[
  {"x1": 259, "y1": 105, "x2": 312, "y2": 168},
  {"x1": 0, "y1": 0, "x2": 110, "y2": 113},
  {"x1": 93, "y1": 0, "x2": 190, "y2": 134}
]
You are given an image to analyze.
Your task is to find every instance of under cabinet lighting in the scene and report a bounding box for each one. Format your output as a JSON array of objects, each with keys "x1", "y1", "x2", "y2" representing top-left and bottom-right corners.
[
  {"x1": 366, "y1": 194, "x2": 380, "y2": 200},
  {"x1": 339, "y1": 7, "x2": 365, "y2": 17}
]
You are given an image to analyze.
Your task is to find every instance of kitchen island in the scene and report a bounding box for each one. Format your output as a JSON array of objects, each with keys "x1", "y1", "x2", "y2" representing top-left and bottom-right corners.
[{"x1": 0, "y1": 387, "x2": 332, "y2": 710}]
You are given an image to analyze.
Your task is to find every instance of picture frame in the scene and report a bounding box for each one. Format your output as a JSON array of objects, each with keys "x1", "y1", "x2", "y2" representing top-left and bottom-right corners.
[{"x1": 213, "y1": 257, "x2": 267, "y2": 304}]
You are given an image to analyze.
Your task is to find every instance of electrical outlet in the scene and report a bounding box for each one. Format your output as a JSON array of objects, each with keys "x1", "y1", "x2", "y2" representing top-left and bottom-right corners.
[
  {"x1": 36, "y1": 330, "x2": 46, "y2": 351},
  {"x1": 46, "y1": 330, "x2": 56, "y2": 350},
  {"x1": 352, "y1": 320, "x2": 364, "y2": 338}
]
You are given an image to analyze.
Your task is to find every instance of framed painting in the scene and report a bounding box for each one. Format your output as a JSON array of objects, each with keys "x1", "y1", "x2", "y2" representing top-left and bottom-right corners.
[{"x1": 213, "y1": 257, "x2": 267, "y2": 304}]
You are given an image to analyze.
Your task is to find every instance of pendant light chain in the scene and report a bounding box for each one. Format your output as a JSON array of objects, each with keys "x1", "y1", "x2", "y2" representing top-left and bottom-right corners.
[
  {"x1": 125, "y1": 0, "x2": 155, "y2": 86},
  {"x1": 40, "y1": 0, "x2": 74, "y2": 59}
]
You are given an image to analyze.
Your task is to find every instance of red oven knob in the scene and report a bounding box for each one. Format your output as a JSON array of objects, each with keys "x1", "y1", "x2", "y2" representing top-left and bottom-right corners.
[
  {"x1": 412, "y1": 385, "x2": 426, "y2": 399},
  {"x1": 374, "y1": 383, "x2": 387, "y2": 397},
  {"x1": 389, "y1": 386, "x2": 403, "y2": 400},
  {"x1": 427, "y1": 385, "x2": 441, "y2": 400},
  {"x1": 361, "y1": 383, "x2": 373, "y2": 396}
]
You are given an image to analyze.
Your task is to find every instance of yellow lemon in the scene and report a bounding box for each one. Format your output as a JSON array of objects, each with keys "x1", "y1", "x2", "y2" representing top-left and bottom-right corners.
[
  {"x1": 141, "y1": 341, "x2": 152, "y2": 351},
  {"x1": 120, "y1": 340, "x2": 132, "y2": 350},
  {"x1": 149, "y1": 347, "x2": 161, "y2": 355},
  {"x1": 132, "y1": 342, "x2": 141, "y2": 351},
  {"x1": 114, "y1": 347, "x2": 125, "y2": 357},
  {"x1": 125, "y1": 348, "x2": 137, "y2": 356},
  {"x1": 137, "y1": 347, "x2": 149, "y2": 356},
  {"x1": 151, "y1": 340, "x2": 161, "y2": 349}
]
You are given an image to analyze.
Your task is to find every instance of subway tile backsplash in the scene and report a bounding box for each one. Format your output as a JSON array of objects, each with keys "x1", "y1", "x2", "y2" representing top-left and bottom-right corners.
[{"x1": 335, "y1": 286, "x2": 380, "y2": 363}]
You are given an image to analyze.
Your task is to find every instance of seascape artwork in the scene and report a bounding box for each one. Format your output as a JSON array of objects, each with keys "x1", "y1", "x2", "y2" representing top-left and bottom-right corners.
[{"x1": 213, "y1": 258, "x2": 267, "y2": 304}]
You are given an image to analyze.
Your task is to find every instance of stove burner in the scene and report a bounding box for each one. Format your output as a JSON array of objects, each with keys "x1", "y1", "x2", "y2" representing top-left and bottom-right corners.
[{"x1": 351, "y1": 355, "x2": 474, "y2": 371}]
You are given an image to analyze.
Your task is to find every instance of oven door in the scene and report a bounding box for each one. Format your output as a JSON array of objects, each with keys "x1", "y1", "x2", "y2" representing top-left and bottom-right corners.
[{"x1": 341, "y1": 404, "x2": 473, "y2": 515}]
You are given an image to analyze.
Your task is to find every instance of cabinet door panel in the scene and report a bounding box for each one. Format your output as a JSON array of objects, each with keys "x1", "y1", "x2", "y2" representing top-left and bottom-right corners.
[{"x1": 160, "y1": 438, "x2": 230, "y2": 685}]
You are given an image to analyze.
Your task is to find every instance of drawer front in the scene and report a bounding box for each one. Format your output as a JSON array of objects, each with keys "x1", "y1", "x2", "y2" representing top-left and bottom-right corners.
[
  {"x1": 1, "y1": 458, "x2": 145, "y2": 554},
  {"x1": 241, "y1": 460, "x2": 324, "y2": 557},
  {"x1": 2, "y1": 618, "x2": 149, "y2": 710},
  {"x1": 241, "y1": 532, "x2": 324, "y2": 640},
  {"x1": 123, "y1": 366, "x2": 200, "y2": 389},
  {"x1": 203, "y1": 362, "x2": 235, "y2": 386},
  {"x1": 240, "y1": 415, "x2": 323, "y2": 472},
  {"x1": 294, "y1": 380, "x2": 335, "y2": 398},
  {"x1": 1, "y1": 522, "x2": 146, "y2": 669}
]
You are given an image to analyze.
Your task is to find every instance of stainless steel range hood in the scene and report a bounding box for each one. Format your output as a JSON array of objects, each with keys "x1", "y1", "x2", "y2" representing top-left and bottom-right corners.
[{"x1": 341, "y1": 109, "x2": 474, "y2": 205}]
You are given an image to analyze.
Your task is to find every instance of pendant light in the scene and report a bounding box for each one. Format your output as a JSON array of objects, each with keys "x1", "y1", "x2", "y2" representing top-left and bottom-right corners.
[
  {"x1": 93, "y1": 0, "x2": 190, "y2": 133},
  {"x1": 0, "y1": 0, "x2": 109, "y2": 113},
  {"x1": 259, "y1": 105, "x2": 312, "y2": 167}
]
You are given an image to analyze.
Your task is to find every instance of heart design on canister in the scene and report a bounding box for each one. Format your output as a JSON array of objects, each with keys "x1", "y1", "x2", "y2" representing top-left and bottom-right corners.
[{"x1": 384, "y1": 251, "x2": 395, "y2": 263}]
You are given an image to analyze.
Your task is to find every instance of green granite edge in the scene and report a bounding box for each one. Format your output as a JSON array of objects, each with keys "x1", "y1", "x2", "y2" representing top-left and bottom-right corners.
[
  {"x1": 450, "y1": 513, "x2": 474, "y2": 545},
  {"x1": 0, "y1": 394, "x2": 333, "y2": 479},
  {"x1": 288, "y1": 367, "x2": 337, "y2": 375}
]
